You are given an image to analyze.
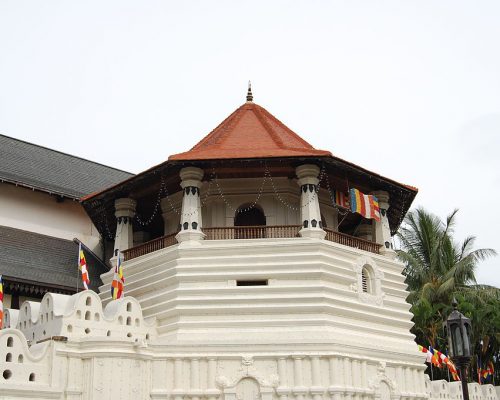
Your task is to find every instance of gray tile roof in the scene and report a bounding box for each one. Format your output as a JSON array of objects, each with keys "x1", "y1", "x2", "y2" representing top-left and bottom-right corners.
[
  {"x1": 0, "y1": 225, "x2": 108, "y2": 291},
  {"x1": 0, "y1": 134, "x2": 133, "y2": 199}
]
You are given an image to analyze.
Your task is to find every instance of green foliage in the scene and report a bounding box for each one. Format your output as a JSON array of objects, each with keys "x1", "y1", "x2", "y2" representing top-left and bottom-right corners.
[{"x1": 397, "y1": 207, "x2": 499, "y2": 382}]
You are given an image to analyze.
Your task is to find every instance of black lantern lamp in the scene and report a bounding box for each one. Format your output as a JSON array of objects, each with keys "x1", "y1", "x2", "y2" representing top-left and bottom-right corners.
[{"x1": 444, "y1": 298, "x2": 472, "y2": 400}]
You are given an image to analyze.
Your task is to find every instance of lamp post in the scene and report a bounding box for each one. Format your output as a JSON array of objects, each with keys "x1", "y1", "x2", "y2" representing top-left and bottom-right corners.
[{"x1": 444, "y1": 298, "x2": 472, "y2": 400}]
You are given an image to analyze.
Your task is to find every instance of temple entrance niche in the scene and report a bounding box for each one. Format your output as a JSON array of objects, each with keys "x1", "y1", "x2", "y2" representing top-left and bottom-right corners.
[
  {"x1": 235, "y1": 378, "x2": 261, "y2": 400},
  {"x1": 378, "y1": 381, "x2": 391, "y2": 400},
  {"x1": 234, "y1": 204, "x2": 266, "y2": 239}
]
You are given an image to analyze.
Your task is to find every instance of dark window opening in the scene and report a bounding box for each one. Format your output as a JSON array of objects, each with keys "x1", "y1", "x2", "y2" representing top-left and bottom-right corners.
[
  {"x1": 234, "y1": 205, "x2": 266, "y2": 239},
  {"x1": 237, "y1": 280, "x2": 268, "y2": 286}
]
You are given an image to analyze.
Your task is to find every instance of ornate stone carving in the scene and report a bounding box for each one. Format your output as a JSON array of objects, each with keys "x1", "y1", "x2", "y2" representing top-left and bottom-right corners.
[
  {"x1": 216, "y1": 375, "x2": 230, "y2": 388},
  {"x1": 369, "y1": 362, "x2": 397, "y2": 392},
  {"x1": 242, "y1": 356, "x2": 254, "y2": 366},
  {"x1": 216, "y1": 356, "x2": 278, "y2": 389}
]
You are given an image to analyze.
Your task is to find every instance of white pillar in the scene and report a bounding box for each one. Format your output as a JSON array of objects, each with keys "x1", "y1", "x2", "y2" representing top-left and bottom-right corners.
[
  {"x1": 190, "y1": 358, "x2": 200, "y2": 400},
  {"x1": 207, "y1": 358, "x2": 218, "y2": 400},
  {"x1": 352, "y1": 359, "x2": 360, "y2": 389},
  {"x1": 404, "y1": 367, "x2": 413, "y2": 393},
  {"x1": 173, "y1": 357, "x2": 183, "y2": 400},
  {"x1": 311, "y1": 356, "x2": 321, "y2": 386},
  {"x1": 360, "y1": 360, "x2": 367, "y2": 389},
  {"x1": 111, "y1": 198, "x2": 136, "y2": 266},
  {"x1": 329, "y1": 357, "x2": 340, "y2": 387},
  {"x1": 277, "y1": 357, "x2": 288, "y2": 400},
  {"x1": 371, "y1": 191, "x2": 395, "y2": 257},
  {"x1": 293, "y1": 356, "x2": 303, "y2": 386},
  {"x1": 343, "y1": 357, "x2": 352, "y2": 387},
  {"x1": 311, "y1": 356, "x2": 323, "y2": 400},
  {"x1": 296, "y1": 164, "x2": 325, "y2": 240},
  {"x1": 176, "y1": 167, "x2": 205, "y2": 243},
  {"x1": 396, "y1": 367, "x2": 404, "y2": 393}
]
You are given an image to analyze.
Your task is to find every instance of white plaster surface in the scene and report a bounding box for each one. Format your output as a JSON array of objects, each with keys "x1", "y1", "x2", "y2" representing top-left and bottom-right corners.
[{"x1": 0, "y1": 183, "x2": 101, "y2": 251}]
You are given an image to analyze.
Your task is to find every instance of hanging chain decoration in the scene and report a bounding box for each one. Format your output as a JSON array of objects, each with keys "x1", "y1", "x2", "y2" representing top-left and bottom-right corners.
[
  {"x1": 211, "y1": 166, "x2": 268, "y2": 214},
  {"x1": 99, "y1": 162, "x2": 362, "y2": 235},
  {"x1": 263, "y1": 162, "x2": 326, "y2": 211},
  {"x1": 134, "y1": 175, "x2": 167, "y2": 227},
  {"x1": 162, "y1": 185, "x2": 181, "y2": 215},
  {"x1": 96, "y1": 203, "x2": 116, "y2": 240},
  {"x1": 200, "y1": 177, "x2": 214, "y2": 207},
  {"x1": 160, "y1": 174, "x2": 214, "y2": 218}
]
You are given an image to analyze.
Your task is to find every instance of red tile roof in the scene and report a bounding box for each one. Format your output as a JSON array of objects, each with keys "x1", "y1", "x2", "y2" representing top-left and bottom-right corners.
[{"x1": 169, "y1": 102, "x2": 332, "y2": 161}]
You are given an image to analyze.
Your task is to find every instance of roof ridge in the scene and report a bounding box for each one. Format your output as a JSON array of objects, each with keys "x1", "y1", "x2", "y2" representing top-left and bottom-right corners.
[
  {"x1": 190, "y1": 105, "x2": 244, "y2": 151},
  {"x1": 255, "y1": 106, "x2": 315, "y2": 149},
  {"x1": 252, "y1": 104, "x2": 286, "y2": 148},
  {"x1": 0, "y1": 133, "x2": 134, "y2": 175},
  {"x1": 207, "y1": 104, "x2": 247, "y2": 148}
]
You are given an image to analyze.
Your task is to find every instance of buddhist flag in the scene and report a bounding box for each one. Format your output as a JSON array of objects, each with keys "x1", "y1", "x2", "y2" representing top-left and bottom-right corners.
[
  {"x1": 111, "y1": 252, "x2": 124, "y2": 300},
  {"x1": 481, "y1": 361, "x2": 494, "y2": 382},
  {"x1": 333, "y1": 189, "x2": 349, "y2": 209},
  {"x1": 0, "y1": 275, "x2": 4, "y2": 329},
  {"x1": 349, "y1": 188, "x2": 381, "y2": 222},
  {"x1": 78, "y1": 243, "x2": 90, "y2": 290},
  {"x1": 418, "y1": 344, "x2": 460, "y2": 381},
  {"x1": 428, "y1": 346, "x2": 442, "y2": 368}
]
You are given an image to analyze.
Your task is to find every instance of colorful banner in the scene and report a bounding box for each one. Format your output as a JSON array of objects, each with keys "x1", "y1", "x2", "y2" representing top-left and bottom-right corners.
[
  {"x1": 333, "y1": 189, "x2": 349, "y2": 209},
  {"x1": 79, "y1": 243, "x2": 90, "y2": 290},
  {"x1": 349, "y1": 188, "x2": 381, "y2": 221},
  {"x1": 111, "y1": 252, "x2": 124, "y2": 300},
  {"x1": 418, "y1": 344, "x2": 460, "y2": 381}
]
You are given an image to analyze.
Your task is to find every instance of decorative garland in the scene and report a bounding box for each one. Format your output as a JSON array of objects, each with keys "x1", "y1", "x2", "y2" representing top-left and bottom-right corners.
[{"x1": 104, "y1": 162, "x2": 359, "y2": 231}]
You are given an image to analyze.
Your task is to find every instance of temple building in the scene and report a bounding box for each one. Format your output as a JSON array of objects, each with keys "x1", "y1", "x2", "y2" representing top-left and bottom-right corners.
[
  {"x1": 1, "y1": 88, "x2": 498, "y2": 400},
  {"x1": 0, "y1": 134, "x2": 133, "y2": 306}
]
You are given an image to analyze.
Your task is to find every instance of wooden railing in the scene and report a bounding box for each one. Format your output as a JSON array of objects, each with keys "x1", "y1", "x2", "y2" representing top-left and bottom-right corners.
[
  {"x1": 123, "y1": 233, "x2": 177, "y2": 261},
  {"x1": 324, "y1": 228, "x2": 381, "y2": 254},
  {"x1": 203, "y1": 225, "x2": 301, "y2": 240},
  {"x1": 123, "y1": 225, "x2": 380, "y2": 261}
]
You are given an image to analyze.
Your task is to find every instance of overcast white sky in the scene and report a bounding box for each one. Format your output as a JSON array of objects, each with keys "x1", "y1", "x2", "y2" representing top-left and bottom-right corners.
[{"x1": 1, "y1": 1, "x2": 499, "y2": 286}]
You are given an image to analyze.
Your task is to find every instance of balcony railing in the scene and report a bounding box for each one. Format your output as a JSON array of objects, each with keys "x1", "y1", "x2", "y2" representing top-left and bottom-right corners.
[
  {"x1": 123, "y1": 225, "x2": 381, "y2": 261},
  {"x1": 204, "y1": 225, "x2": 301, "y2": 240},
  {"x1": 324, "y1": 228, "x2": 381, "y2": 254},
  {"x1": 123, "y1": 233, "x2": 177, "y2": 261}
]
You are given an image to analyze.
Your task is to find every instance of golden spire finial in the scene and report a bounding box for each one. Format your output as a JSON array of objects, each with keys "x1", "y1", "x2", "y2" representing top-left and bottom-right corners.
[{"x1": 246, "y1": 81, "x2": 253, "y2": 102}]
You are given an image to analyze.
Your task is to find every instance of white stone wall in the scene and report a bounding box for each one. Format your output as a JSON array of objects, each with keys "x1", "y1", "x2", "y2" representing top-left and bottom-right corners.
[
  {"x1": 0, "y1": 292, "x2": 498, "y2": 400},
  {"x1": 99, "y1": 237, "x2": 413, "y2": 352},
  {"x1": 0, "y1": 183, "x2": 101, "y2": 252}
]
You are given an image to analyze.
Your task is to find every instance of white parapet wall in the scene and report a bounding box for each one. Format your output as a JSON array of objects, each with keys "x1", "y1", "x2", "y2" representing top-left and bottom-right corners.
[
  {"x1": 4, "y1": 291, "x2": 156, "y2": 344},
  {"x1": 424, "y1": 377, "x2": 498, "y2": 400}
]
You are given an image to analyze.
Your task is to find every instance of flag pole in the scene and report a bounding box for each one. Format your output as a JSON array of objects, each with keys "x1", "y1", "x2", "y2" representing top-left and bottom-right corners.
[{"x1": 76, "y1": 242, "x2": 81, "y2": 293}]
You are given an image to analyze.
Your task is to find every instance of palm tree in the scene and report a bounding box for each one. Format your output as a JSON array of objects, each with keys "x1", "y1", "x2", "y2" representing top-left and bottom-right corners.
[
  {"x1": 397, "y1": 208, "x2": 496, "y2": 307},
  {"x1": 396, "y1": 207, "x2": 498, "y2": 381}
]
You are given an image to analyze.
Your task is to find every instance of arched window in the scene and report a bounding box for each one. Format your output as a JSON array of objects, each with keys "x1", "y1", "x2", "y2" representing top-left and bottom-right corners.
[
  {"x1": 234, "y1": 205, "x2": 266, "y2": 226},
  {"x1": 353, "y1": 256, "x2": 384, "y2": 305},
  {"x1": 234, "y1": 205, "x2": 266, "y2": 239},
  {"x1": 361, "y1": 267, "x2": 372, "y2": 293}
]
